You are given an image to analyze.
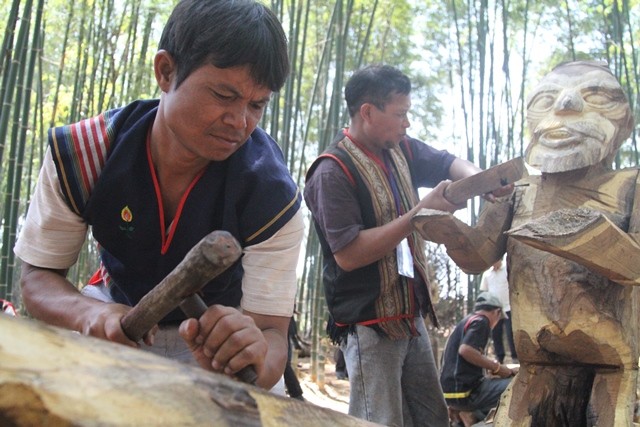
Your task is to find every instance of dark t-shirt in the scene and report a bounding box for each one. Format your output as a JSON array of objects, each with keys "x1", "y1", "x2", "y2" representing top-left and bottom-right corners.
[{"x1": 440, "y1": 313, "x2": 491, "y2": 393}]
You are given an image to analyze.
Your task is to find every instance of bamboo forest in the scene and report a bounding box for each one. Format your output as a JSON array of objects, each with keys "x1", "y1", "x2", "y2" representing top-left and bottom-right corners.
[{"x1": 2, "y1": 0, "x2": 640, "y2": 382}]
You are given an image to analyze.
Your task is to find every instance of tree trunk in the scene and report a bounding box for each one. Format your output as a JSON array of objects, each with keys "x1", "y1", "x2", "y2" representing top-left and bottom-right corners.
[
  {"x1": 501, "y1": 169, "x2": 640, "y2": 426},
  {"x1": 0, "y1": 315, "x2": 377, "y2": 427}
]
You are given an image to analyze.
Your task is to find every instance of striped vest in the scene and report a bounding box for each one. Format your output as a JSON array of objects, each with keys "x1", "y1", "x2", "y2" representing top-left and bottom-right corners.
[{"x1": 49, "y1": 100, "x2": 301, "y2": 322}]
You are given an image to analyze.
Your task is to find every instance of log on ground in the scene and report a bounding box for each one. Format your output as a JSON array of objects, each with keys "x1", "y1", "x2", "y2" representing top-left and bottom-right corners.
[{"x1": 0, "y1": 315, "x2": 378, "y2": 427}]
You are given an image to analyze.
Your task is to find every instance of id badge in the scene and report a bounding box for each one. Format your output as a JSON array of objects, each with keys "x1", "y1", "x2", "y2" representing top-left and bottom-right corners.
[{"x1": 396, "y1": 238, "x2": 414, "y2": 278}]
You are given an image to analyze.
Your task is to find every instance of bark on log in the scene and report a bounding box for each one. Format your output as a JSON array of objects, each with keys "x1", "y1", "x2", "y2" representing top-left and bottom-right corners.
[{"x1": 0, "y1": 315, "x2": 378, "y2": 427}]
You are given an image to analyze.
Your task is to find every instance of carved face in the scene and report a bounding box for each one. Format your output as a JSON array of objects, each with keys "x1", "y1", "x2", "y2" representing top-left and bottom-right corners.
[{"x1": 525, "y1": 62, "x2": 633, "y2": 173}]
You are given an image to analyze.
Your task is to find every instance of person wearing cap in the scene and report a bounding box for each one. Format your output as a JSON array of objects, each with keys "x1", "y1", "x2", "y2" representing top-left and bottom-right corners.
[{"x1": 439, "y1": 292, "x2": 516, "y2": 426}]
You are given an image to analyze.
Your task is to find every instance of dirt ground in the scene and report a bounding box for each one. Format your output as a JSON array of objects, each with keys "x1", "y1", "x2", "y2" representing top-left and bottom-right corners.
[
  {"x1": 290, "y1": 351, "x2": 519, "y2": 425},
  {"x1": 293, "y1": 355, "x2": 350, "y2": 415}
]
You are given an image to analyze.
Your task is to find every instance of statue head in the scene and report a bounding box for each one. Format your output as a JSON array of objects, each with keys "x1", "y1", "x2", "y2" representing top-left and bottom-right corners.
[{"x1": 525, "y1": 61, "x2": 633, "y2": 173}]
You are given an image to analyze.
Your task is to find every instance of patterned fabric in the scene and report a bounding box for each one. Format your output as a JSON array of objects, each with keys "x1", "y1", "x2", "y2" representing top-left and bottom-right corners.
[
  {"x1": 48, "y1": 100, "x2": 302, "y2": 320},
  {"x1": 50, "y1": 104, "x2": 146, "y2": 290},
  {"x1": 50, "y1": 110, "x2": 118, "y2": 215},
  {"x1": 334, "y1": 136, "x2": 433, "y2": 339}
]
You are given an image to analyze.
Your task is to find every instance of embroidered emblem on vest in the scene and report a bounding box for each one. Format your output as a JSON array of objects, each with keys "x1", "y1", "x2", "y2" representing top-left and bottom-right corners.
[{"x1": 119, "y1": 205, "x2": 135, "y2": 238}]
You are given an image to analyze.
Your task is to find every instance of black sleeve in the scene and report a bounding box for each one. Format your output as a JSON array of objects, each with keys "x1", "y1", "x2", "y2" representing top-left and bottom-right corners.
[
  {"x1": 461, "y1": 317, "x2": 491, "y2": 352},
  {"x1": 405, "y1": 137, "x2": 456, "y2": 188}
]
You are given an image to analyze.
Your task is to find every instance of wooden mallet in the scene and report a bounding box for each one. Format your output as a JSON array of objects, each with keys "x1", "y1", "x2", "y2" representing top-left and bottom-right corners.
[{"x1": 120, "y1": 230, "x2": 258, "y2": 385}]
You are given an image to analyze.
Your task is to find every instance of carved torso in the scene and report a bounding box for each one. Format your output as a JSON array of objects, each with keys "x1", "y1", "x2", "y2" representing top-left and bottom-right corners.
[{"x1": 508, "y1": 166, "x2": 640, "y2": 367}]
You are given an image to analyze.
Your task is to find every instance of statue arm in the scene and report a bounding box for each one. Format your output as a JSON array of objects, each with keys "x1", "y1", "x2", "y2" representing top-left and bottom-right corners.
[{"x1": 411, "y1": 197, "x2": 513, "y2": 274}]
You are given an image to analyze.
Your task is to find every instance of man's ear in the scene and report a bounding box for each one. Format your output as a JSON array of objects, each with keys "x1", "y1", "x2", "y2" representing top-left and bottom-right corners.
[
  {"x1": 154, "y1": 50, "x2": 176, "y2": 92},
  {"x1": 359, "y1": 103, "x2": 373, "y2": 123}
]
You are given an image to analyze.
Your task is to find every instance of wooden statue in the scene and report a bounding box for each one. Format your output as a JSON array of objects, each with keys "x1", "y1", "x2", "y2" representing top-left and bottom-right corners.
[
  {"x1": 0, "y1": 314, "x2": 377, "y2": 426},
  {"x1": 412, "y1": 61, "x2": 640, "y2": 426}
]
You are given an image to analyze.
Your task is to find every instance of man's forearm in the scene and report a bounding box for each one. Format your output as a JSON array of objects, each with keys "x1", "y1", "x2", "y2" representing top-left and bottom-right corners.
[
  {"x1": 459, "y1": 343, "x2": 514, "y2": 378},
  {"x1": 459, "y1": 344, "x2": 498, "y2": 371},
  {"x1": 260, "y1": 327, "x2": 289, "y2": 389},
  {"x1": 334, "y1": 214, "x2": 414, "y2": 271},
  {"x1": 448, "y1": 157, "x2": 483, "y2": 181},
  {"x1": 21, "y1": 263, "x2": 88, "y2": 331}
]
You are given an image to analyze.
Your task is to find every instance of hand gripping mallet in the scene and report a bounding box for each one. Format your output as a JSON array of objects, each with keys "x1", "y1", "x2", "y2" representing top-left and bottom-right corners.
[{"x1": 120, "y1": 230, "x2": 258, "y2": 385}]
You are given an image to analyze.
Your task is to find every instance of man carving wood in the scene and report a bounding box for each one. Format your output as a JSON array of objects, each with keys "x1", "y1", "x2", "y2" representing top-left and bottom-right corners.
[
  {"x1": 14, "y1": 0, "x2": 304, "y2": 392},
  {"x1": 412, "y1": 61, "x2": 639, "y2": 426}
]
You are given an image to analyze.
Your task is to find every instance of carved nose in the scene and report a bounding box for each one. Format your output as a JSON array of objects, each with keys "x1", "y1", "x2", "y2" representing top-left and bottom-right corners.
[{"x1": 555, "y1": 92, "x2": 583, "y2": 113}]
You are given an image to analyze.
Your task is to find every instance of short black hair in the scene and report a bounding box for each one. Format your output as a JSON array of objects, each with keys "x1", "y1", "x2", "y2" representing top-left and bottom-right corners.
[
  {"x1": 159, "y1": 0, "x2": 290, "y2": 91},
  {"x1": 344, "y1": 65, "x2": 411, "y2": 117}
]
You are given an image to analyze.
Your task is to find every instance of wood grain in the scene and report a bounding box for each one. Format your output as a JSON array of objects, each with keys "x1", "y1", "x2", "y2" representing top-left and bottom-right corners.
[{"x1": 0, "y1": 315, "x2": 379, "y2": 426}]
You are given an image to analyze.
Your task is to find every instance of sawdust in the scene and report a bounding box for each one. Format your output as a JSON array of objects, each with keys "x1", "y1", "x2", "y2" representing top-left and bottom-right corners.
[{"x1": 512, "y1": 207, "x2": 600, "y2": 237}]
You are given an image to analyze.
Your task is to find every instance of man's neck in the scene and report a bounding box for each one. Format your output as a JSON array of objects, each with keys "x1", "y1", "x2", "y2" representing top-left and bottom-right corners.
[{"x1": 346, "y1": 126, "x2": 384, "y2": 158}]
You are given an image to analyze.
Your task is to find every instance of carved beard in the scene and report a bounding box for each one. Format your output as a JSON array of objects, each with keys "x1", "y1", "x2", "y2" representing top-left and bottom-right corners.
[{"x1": 525, "y1": 120, "x2": 614, "y2": 173}]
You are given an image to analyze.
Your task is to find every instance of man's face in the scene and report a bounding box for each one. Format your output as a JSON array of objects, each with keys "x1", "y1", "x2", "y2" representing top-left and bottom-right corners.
[
  {"x1": 364, "y1": 92, "x2": 411, "y2": 153},
  {"x1": 525, "y1": 64, "x2": 632, "y2": 173},
  {"x1": 158, "y1": 60, "x2": 272, "y2": 163}
]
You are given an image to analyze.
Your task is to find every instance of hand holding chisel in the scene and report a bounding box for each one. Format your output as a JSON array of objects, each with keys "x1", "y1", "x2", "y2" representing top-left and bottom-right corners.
[{"x1": 120, "y1": 230, "x2": 257, "y2": 385}]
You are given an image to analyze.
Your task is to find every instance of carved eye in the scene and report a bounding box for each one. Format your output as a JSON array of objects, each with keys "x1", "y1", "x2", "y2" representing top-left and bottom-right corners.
[
  {"x1": 528, "y1": 92, "x2": 556, "y2": 113},
  {"x1": 582, "y1": 89, "x2": 624, "y2": 110}
]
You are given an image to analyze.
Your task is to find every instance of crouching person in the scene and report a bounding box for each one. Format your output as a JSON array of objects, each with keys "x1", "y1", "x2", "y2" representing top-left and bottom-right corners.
[{"x1": 440, "y1": 292, "x2": 517, "y2": 426}]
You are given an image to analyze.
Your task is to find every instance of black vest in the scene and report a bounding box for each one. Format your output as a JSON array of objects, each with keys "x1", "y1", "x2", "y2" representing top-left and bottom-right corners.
[{"x1": 50, "y1": 100, "x2": 301, "y2": 323}]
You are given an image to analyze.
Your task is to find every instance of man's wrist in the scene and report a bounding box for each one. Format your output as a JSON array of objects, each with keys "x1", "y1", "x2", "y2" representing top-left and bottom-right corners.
[{"x1": 490, "y1": 360, "x2": 501, "y2": 374}]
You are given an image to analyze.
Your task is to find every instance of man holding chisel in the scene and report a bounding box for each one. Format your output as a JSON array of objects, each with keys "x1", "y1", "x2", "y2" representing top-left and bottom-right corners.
[{"x1": 14, "y1": 0, "x2": 303, "y2": 392}]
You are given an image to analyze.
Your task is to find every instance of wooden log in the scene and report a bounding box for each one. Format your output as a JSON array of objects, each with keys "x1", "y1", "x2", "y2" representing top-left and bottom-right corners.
[
  {"x1": 443, "y1": 157, "x2": 525, "y2": 205},
  {"x1": 507, "y1": 207, "x2": 640, "y2": 286},
  {"x1": 497, "y1": 170, "x2": 640, "y2": 426},
  {"x1": 0, "y1": 315, "x2": 379, "y2": 427}
]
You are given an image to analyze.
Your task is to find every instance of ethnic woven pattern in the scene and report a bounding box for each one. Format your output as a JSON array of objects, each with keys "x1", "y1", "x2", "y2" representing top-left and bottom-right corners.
[
  {"x1": 388, "y1": 148, "x2": 434, "y2": 304},
  {"x1": 340, "y1": 136, "x2": 430, "y2": 339},
  {"x1": 49, "y1": 111, "x2": 116, "y2": 215}
]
